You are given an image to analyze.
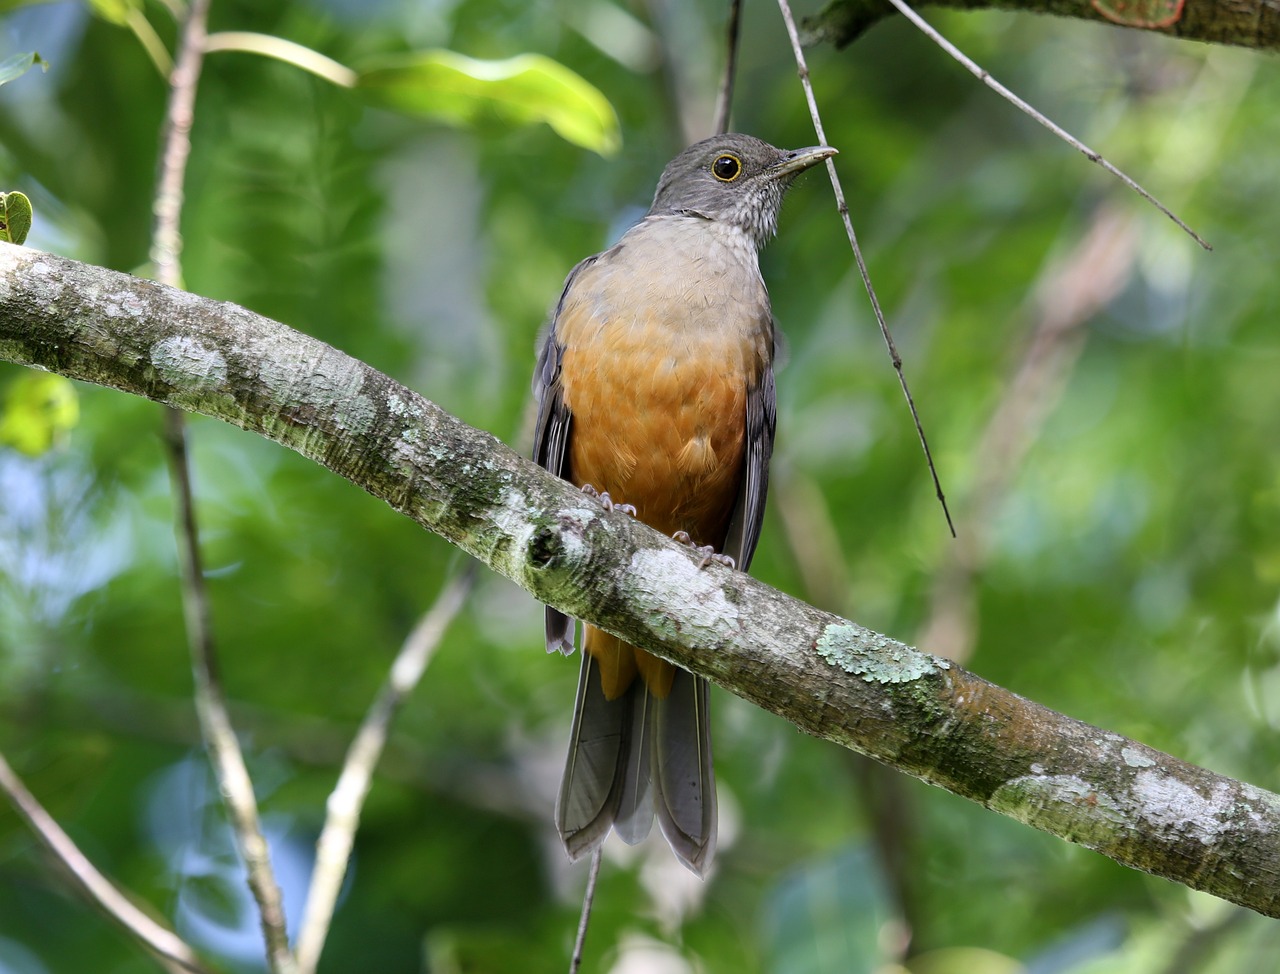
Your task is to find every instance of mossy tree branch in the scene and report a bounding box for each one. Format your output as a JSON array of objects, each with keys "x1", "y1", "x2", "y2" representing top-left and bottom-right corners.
[
  {"x1": 804, "y1": 0, "x2": 1280, "y2": 50},
  {"x1": 2, "y1": 242, "x2": 1279, "y2": 917}
]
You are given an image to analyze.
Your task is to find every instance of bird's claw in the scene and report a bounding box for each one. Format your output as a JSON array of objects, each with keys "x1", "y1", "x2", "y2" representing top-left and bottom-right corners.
[
  {"x1": 672, "y1": 530, "x2": 736, "y2": 570},
  {"x1": 580, "y1": 483, "x2": 637, "y2": 517}
]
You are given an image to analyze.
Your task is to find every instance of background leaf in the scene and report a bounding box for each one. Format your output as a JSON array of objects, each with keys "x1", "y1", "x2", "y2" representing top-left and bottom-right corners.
[
  {"x1": 355, "y1": 50, "x2": 621, "y2": 156},
  {"x1": 0, "y1": 51, "x2": 45, "y2": 87},
  {"x1": 0, "y1": 190, "x2": 32, "y2": 244}
]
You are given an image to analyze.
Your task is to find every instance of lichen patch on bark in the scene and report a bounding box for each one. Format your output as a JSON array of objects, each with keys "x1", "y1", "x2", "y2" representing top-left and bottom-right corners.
[
  {"x1": 814, "y1": 622, "x2": 942, "y2": 684},
  {"x1": 151, "y1": 335, "x2": 228, "y2": 392}
]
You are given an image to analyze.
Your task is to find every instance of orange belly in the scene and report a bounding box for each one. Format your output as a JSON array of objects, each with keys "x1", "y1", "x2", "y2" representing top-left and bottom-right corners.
[
  {"x1": 558, "y1": 335, "x2": 752, "y2": 700},
  {"x1": 562, "y1": 345, "x2": 746, "y2": 542}
]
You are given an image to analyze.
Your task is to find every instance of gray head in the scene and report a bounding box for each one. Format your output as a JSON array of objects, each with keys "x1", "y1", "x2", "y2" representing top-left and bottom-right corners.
[{"x1": 648, "y1": 133, "x2": 837, "y2": 248}]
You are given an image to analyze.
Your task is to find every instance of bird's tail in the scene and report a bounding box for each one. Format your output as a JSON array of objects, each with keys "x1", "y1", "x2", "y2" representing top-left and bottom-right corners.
[{"x1": 555, "y1": 626, "x2": 716, "y2": 876}]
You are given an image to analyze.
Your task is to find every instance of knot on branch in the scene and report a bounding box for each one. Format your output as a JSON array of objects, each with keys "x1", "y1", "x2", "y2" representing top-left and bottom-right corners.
[
  {"x1": 521, "y1": 504, "x2": 598, "y2": 588},
  {"x1": 528, "y1": 523, "x2": 565, "y2": 570}
]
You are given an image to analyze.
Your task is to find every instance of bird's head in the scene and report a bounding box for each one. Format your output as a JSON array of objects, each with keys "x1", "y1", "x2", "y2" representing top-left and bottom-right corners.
[{"x1": 648, "y1": 133, "x2": 836, "y2": 248}]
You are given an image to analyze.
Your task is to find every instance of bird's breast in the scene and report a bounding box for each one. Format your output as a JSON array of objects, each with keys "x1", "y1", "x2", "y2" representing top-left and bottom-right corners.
[{"x1": 555, "y1": 217, "x2": 773, "y2": 542}]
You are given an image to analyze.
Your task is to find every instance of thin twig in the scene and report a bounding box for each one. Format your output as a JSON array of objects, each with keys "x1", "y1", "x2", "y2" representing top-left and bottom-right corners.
[
  {"x1": 711, "y1": 0, "x2": 743, "y2": 135},
  {"x1": 569, "y1": 847, "x2": 604, "y2": 974},
  {"x1": 775, "y1": 0, "x2": 956, "y2": 538},
  {"x1": 163, "y1": 416, "x2": 295, "y2": 973},
  {"x1": 0, "y1": 750, "x2": 212, "y2": 974},
  {"x1": 152, "y1": 1, "x2": 295, "y2": 971},
  {"x1": 917, "y1": 204, "x2": 1138, "y2": 663},
  {"x1": 881, "y1": 0, "x2": 1210, "y2": 251},
  {"x1": 295, "y1": 567, "x2": 475, "y2": 974},
  {"x1": 150, "y1": 0, "x2": 205, "y2": 288}
]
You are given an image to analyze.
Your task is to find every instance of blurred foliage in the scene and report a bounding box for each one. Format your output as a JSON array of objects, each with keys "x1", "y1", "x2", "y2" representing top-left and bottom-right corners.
[
  {"x1": 0, "y1": 372, "x2": 79, "y2": 453},
  {"x1": 1, "y1": 1, "x2": 1279, "y2": 973}
]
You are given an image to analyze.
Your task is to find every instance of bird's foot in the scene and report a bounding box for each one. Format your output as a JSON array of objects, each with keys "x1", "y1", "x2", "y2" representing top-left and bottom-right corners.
[
  {"x1": 672, "y1": 530, "x2": 736, "y2": 570},
  {"x1": 580, "y1": 483, "x2": 637, "y2": 517}
]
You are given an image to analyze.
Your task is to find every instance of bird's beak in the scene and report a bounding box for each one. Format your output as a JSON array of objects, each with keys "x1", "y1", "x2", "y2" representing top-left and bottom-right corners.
[{"x1": 769, "y1": 145, "x2": 838, "y2": 178}]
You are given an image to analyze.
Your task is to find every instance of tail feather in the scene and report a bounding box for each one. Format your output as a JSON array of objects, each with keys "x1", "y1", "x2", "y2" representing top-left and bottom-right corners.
[
  {"x1": 612, "y1": 685, "x2": 654, "y2": 845},
  {"x1": 556, "y1": 653, "x2": 629, "y2": 860},
  {"x1": 556, "y1": 644, "x2": 716, "y2": 873},
  {"x1": 545, "y1": 606, "x2": 575, "y2": 656},
  {"x1": 654, "y1": 670, "x2": 716, "y2": 876}
]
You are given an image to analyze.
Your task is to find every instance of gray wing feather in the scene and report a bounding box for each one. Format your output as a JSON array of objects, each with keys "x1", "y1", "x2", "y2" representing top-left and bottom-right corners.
[
  {"x1": 722, "y1": 354, "x2": 777, "y2": 571},
  {"x1": 532, "y1": 256, "x2": 599, "y2": 656}
]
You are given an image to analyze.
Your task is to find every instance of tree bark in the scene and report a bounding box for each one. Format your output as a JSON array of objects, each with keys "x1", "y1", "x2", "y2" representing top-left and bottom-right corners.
[
  {"x1": 2, "y1": 242, "x2": 1279, "y2": 916},
  {"x1": 804, "y1": 0, "x2": 1280, "y2": 50}
]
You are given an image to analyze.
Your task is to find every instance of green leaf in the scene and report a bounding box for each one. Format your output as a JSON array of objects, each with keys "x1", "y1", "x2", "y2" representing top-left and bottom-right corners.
[
  {"x1": 355, "y1": 50, "x2": 620, "y2": 157},
  {"x1": 0, "y1": 191, "x2": 33, "y2": 245},
  {"x1": 0, "y1": 50, "x2": 48, "y2": 87},
  {"x1": 0, "y1": 372, "x2": 80, "y2": 455}
]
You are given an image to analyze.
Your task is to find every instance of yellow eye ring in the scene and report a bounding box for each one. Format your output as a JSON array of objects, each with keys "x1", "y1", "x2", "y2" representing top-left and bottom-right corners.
[{"x1": 711, "y1": 153, "x2": 742, "y2": 182}]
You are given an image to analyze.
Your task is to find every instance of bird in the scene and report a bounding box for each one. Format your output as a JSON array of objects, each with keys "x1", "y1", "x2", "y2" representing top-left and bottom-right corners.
[{"x1": 532, "y1": 133, "x2": 836, "y2": 876}]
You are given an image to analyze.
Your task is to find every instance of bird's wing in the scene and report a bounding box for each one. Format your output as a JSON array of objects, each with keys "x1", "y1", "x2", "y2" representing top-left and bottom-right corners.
[
  {"x1": 532, "y1": 255, "x2": 599, "y2": 655},
  {"x1": 721, "y1": 333, "x2": 777, "y2": 572}
]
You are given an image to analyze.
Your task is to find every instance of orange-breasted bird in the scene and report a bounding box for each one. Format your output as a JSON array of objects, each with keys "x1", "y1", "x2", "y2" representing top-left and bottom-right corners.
[{"x1": 532, "y1": 133, "x2": 836, "y2": 876}]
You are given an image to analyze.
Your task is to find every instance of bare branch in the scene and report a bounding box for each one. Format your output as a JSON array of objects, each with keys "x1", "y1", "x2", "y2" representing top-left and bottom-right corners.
[
  {"x1": 151, "y1": 2, "x2": 295, "y2": 970},
  {"x1": 2, "y1": 245, "x2": 1280, "y2": 917},
  {"x1": 162, "y1": 412, "x2": 294, "y2": 972},
  {"x1": 294, "y1": 569, "x2": 474, "y2": 974},
  {"x1": 150, "y1": 0, "x2": 205, "y2": 288},
  {"x1": 0, "y1": 750, "x2": 212, "y2": 974}
]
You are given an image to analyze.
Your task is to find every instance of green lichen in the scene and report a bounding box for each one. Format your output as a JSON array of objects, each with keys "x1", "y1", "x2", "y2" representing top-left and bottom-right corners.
[{"x1": 814, "y1": 622, "x2": 941, "y2": 684}]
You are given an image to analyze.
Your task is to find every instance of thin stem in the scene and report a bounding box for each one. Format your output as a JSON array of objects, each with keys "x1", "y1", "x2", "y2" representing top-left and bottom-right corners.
[
  {"x1": 917, "y1": 203, "x2": 1138, "y2": 663},
  {"x1": 294, "y1": 568, "x2": 475, "y2": 974},
  {"x1": 882, "y1": 0, "x2": 1210, "y2": 250},
  {"x1": 150, "y1": 1, "x2": 205, "y2": 287},
  {"x1": 152, "y1": 1, "x2": 296, "y2": 971},
  {"x1": 203, "y1": 32, "x2": 357, "y2": 88},
  {"x1": 775, "y1": 0, "x2": 956, "y2": 538},
  {"x1": 711, "y1": 0, "x2": 743, "y2": 135},
  {"x1": 0, "y1": 750, "x2": 212, "y2": 974},
  {"x1": 162, "y1": 413, "x2": 296, "y2": 973},
  {"x1": 125, "y1": 5, "x2": 174, "y2": 78},
  {"x1": 569, "y1": 848, "x2": 603, "y2": 974}
]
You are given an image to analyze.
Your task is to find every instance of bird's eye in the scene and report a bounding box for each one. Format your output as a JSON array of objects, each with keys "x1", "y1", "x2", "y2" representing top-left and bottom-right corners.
[{"x1": 711, "y1": 153, "x2": 742, "y2": 182}]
